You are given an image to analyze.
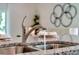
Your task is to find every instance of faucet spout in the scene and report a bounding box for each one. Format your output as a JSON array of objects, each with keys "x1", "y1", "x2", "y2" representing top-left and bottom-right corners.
[
  {"x1": 22, "y1": 25, "x2": 44, "y2": 43},
  {"x1": 21, "y1": 16, "x2": 46, "y2": 44}
]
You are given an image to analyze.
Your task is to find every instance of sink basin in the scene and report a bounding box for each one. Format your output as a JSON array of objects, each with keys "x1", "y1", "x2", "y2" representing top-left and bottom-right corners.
[
  {"x1": 29, "y1": 41, "x2": 79, "y2": 50},
  {"x1": 33, "y1": 44, "x2": 67, "y2": 50},
  {"x1": 32, "y1": 44, "x2": 74, "y2": 50}
]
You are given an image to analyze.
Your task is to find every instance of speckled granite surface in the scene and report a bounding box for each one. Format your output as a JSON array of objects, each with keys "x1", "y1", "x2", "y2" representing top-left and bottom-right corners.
[
  {"x1": 0, "y1": 39, "x2": 79, "y2": 55},
  {"x1": 0, "y1": 40, "x2": 23, "y2": 48}
]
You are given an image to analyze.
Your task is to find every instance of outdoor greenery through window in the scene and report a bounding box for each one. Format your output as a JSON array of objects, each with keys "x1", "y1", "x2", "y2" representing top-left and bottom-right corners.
[{"x1": 0, "y1": 11, "x2": 6, "y2": 34}]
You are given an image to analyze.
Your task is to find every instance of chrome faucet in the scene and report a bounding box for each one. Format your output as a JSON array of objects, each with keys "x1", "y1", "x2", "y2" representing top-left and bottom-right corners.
[{"x1": 22, "y1": 16, "x2": 46, "y2": 43}]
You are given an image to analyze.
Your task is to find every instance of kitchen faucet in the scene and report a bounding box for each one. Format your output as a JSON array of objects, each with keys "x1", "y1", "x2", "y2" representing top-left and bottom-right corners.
[{"x1": 22, "y1": 16, "x2": 46, "y2": 44}]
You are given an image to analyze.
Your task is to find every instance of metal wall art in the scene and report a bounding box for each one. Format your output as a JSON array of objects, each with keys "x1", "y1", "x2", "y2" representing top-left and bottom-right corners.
[{"x1": 50, "y1": 3, "x2": 77, "y2": 27}]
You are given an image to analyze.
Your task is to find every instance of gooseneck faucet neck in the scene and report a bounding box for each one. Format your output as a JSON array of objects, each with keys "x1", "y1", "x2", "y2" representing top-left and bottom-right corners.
[
  {"x1": 22, "y1": 25, "x2": 44, "y2": 43},
  {"x1": 22, "y1": 16, "x2": 45, "y2": 43}
]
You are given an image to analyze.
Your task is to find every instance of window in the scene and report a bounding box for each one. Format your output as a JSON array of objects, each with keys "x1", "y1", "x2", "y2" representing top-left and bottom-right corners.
[{"x1": 0, "y1": 10, "x2": 6, "y2": 34}]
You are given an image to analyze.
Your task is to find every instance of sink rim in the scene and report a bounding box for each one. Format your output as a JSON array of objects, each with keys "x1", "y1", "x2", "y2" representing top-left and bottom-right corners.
[
  {"x1": 27, "y1": 41, "x2": 79, "y2": 50},
  {"x1": 28, "y1": 41, "x2": 79, "y2": 46}
]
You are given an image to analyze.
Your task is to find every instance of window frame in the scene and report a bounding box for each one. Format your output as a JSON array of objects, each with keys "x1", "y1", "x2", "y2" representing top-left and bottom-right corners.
[{"x1": 0, "y1": 4, "x2": 7, "y2": 34}]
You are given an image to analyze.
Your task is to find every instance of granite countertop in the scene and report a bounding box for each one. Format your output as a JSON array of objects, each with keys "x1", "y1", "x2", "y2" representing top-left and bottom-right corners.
[
  {"x1": 0, "y1": 39, "x2": 23, "y2": 48},
  {"x1": 0, "y1": 39, "x2": 79, "y2": 55}
]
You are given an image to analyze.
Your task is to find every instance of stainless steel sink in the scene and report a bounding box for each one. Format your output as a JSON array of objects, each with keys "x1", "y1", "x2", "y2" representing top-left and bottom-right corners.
[
  {"x1": 29, "y1": 41, "x2": 79, "y2": 50},
  {"x1": 32, "y1": 44, "x2": 73, "y2": 50}
]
